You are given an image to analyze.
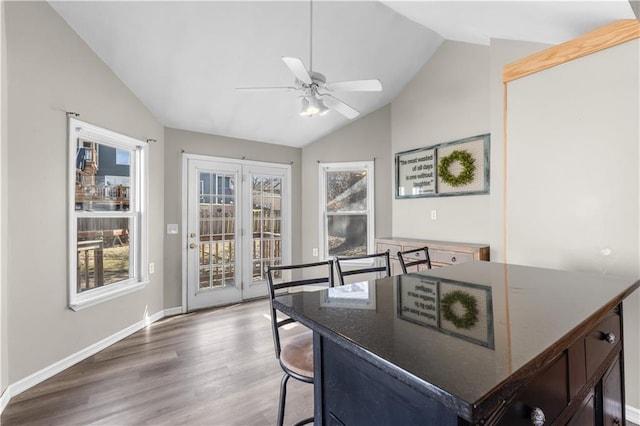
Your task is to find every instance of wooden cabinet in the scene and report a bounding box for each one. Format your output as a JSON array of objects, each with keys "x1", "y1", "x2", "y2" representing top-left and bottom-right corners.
[
  {"x1": 601, "y1": 356, "x2": 623, "y2": 426},
  {"x1": 497, "y1": 353, "x2": 569, "y2": 425},
  {"x1": 504, "y1": 306, "x2": 624, "y2": 426},
  {"x1": 375, "y1": 237, "x2": 489, "y2": 274},
  {"x1": 568, "y1": 391, "x2": 595, "y2": 426},
  {"x1": 275, "y1": 262, "x2": 638, "y2": 426}
]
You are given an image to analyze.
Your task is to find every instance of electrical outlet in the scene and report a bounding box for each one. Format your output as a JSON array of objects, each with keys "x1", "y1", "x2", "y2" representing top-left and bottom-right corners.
[
  {"x1": 430, "y1": 210, "x2": 437, "y2": 220},
  {"x1": 149, "y1": 262, "x2": 155, "y2": 274},
  {"x1": 312, "y1": 248, "x2": 319, "y2": 257}
]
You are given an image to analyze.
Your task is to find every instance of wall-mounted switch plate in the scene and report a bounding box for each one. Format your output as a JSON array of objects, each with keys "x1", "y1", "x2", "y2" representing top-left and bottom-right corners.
[
  {"x1": 149, "y1": 262, "x2": 155, "y2": 274},
  {"x1": 430, "y1": 210, "x2": 437, "y2": 220},
  {"x1": 167, "y1": 224, "x2": 179, "y2": 234},
  {"x1": 313, "y1": 248, "x2": 319, "y2": 257}
]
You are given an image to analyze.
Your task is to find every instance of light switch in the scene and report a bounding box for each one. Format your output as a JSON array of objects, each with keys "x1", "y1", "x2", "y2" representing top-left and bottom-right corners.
[
  {"x1": 430, "y1": 210, "x2": 437, "y2": 220},
  {"x1": 167, "y1": 224, "x2": 179, "y2": 234},
  {"x1": 312, "y1": 248, "x2": 319, "y2": 257},
  {"x1": 149, "y1": 262, "x2": 155, "y2": 274}
]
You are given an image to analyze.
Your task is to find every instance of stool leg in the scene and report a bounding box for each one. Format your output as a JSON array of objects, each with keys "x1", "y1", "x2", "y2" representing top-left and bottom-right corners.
[{"x1": 277, "y1": 373, "x2": 290, "y2": 426}]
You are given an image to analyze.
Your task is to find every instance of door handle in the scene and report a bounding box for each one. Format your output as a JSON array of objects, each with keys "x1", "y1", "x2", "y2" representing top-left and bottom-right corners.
[{"x1": 189, "y1": 243, "x2": 197, "y2": 249}]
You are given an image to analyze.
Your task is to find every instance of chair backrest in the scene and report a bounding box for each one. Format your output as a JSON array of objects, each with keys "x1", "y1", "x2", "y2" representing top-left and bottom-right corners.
[
  {"x1": 334, "y1": 250, "x2": 391, "y2": 286},
  {"x1": 397, "y1": 247, "x2": 432, "y2": 274},
  {"x1": 266, "y1": 260, "x2": 334, "y2": 359}
]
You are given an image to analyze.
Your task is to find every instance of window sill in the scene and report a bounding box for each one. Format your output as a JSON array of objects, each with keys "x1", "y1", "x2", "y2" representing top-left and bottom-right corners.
[{"x1": 69, "y1": 280, "x2": 148, "y2": 311}]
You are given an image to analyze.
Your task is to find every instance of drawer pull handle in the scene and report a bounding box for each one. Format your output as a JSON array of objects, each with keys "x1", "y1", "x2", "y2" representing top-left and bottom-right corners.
[
  {"x1": 603, "y1": 332, "x2": 616, "y2": 344},
  {"x1": 530, "y1": 407, "x2": 546, "y2": 425},
  {"x1": 451, "y1": 256, "x2": 457, "y2": 262}
]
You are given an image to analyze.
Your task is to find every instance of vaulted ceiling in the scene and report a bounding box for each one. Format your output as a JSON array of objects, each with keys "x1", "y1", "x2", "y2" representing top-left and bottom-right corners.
[{"x1": 49, "y1": 1, "x2": 636, "y2": 147}]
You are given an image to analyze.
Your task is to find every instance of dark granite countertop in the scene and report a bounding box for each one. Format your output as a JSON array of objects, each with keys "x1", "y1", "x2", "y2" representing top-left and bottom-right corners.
[{"x1": 273, "y1": 261, "x2": 639, "y2": 421}]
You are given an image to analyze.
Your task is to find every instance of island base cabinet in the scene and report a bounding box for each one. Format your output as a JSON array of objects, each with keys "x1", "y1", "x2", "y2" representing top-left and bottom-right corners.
[
  {"x1": 496, "y1": 353, "x2": 568, "y2": 425},
  {"x1": 567, "y1": 354, "x2": 622, "y2": 426},
  {"x1": 315, "y1": 335, "x2": 461, "y2": 426},
  {"x1": 568, "y1": 391, "x2": 595, "y2": 426},
  {"x1": 600, "y1": 355, "x2": 623, "y2": 426}
]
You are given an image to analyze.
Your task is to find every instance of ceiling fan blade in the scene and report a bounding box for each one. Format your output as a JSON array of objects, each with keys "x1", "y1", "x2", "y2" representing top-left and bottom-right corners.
[
  {"x1": 282, "y1": 57, "x2": 312, "y2": 85},
  {"x1": 324, "y1": 79, "x2": 382, "y2": 92},
  {"x1": 321, "y1": 94, "x2": 360, "y2": 119},
  {"x1": 236, "y1": 86, "x2": 297, "y2": 93}
]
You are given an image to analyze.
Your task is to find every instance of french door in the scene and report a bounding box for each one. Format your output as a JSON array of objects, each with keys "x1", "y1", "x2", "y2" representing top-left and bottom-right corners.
[{"x1": 184, "y1": 155, "x2": 290, "y2": 311}]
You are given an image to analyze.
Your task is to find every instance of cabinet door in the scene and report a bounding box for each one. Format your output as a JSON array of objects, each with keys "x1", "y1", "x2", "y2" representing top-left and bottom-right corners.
[
  {"x1": 602, "y1": 355, "x2": 623, "y2": 426},
  {"x1": 568, "y1": 391, "x2": 595, "y2": 426}
]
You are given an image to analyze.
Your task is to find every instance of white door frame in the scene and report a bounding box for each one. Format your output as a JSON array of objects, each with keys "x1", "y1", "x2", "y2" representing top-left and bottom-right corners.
[{"x1": 181, "y1": 153, "x2": 291, "y2": 312}]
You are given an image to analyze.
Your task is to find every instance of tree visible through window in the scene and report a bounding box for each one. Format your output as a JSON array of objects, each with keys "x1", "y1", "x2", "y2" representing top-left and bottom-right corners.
[{"x1": 320, "y1": 162, "x2": 374, "y2": 258}]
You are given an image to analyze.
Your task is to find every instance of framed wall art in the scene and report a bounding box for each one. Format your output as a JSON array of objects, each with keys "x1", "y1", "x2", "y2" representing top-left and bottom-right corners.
[{"x1": 395, "y1": 134, "x2": 490, "y2": 198}]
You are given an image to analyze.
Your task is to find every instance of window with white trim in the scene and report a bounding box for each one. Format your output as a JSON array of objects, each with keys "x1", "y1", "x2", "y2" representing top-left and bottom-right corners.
[
  {"x1": 68, "y1": 118, "x2": 148, "y2": 310},
  {"x1": 319, "y1": 161, "x2": 374, "y2": 259}
]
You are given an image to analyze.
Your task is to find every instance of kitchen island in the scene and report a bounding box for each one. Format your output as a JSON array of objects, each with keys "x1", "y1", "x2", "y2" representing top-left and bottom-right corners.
[{"x1": 273, "y1": 261, "x2": 639, "y2": 425}]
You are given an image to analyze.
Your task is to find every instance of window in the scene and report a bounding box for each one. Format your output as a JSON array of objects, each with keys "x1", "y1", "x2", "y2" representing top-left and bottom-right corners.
[
  {"x1": 319, "y1": 161, "x2": 374, "y2": 259},
  {"x1": 68, "y1": 118, "x2": 148, "y2": 310}
]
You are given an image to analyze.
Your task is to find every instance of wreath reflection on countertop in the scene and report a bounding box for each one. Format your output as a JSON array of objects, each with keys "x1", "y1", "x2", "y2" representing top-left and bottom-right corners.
[
  {"x1": 438, "y1": 149, "x2": 475, "y2": 187},
  {"x1": 440, "y1": 290, "x2": 479, "y2": 329}
]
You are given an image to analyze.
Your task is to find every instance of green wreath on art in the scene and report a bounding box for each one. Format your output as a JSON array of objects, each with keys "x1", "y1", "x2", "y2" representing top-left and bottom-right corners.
[
  {"x1": 440, "y1": 290, "x2": 479, "y2": 329},
  {"x1": 438, "y1": 149, "x2": 476, "y2": 187}
]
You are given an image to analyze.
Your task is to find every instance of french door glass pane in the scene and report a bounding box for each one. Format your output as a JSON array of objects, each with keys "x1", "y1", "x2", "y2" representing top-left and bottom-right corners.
[
  {"x1": 326, "y1": 170, "x2": 367, "y2": 212},
  {"x1": 327, "y1": 214, "x2": 367, "y2": 256},
  {"x1": 198, "y1": 171, "x2": 236, "y2": 290},
  {"x1": 252, "y1": 175, "x2": 282, "y2": 282},
  {"x1": 76, "y1": 217, "x2": 131, "y2": 292}
]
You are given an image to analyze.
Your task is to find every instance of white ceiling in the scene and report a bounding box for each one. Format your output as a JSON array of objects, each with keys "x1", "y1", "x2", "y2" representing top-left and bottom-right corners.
[{"x1": 49, "y1": 1, "x2": 636, "y2": 148}]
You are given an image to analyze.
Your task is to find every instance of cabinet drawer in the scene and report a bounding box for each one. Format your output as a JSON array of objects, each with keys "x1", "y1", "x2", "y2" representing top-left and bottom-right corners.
[
  {"x1": 377, "y1": 243, "x2": 402, "y2": 258},
  {"x1": 497, "y1": 353, "x2": 568, "y2": 425},
  {"x1": 430, "y1": 250, "x2": 474, "y2": 265},
  {"x1": 402, "y1": 248, "x2": 429, "y2": 261},
  {"x1": 585, "y1": 312, "x2": 620, "y2": 379}
]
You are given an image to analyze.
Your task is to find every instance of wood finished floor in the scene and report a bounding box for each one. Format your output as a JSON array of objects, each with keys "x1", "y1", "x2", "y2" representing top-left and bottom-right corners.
[{"x1": 1, "y1": 300, "x2": 313, "y2": 425}]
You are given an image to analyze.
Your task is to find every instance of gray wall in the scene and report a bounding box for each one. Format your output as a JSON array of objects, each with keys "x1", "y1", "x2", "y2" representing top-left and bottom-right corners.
[
  {"x1": 1, "y1": 0, "x2": 7, "y2": 398},
  {"x1": 506, "y1": 39, "x2": 640, "y2": 408},
  {"x1": 163, "y1": 127, "x2": 301, "y2": 308},
  {"x1": 391, "y1": 41, "x2": 491, "y2": 244},
  {"x1": 5, "y1": 1, "x2": 165, "y2": 384},
  {"x1": 488, "y1": 38, "x2": 551, "y2": 262},
  {"x1": 300, "y1": 105, "x2": 392, "y2": 263}
]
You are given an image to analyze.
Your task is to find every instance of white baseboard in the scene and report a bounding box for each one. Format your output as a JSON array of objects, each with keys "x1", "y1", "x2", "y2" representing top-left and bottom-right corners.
[
  {"x1": 0, "y1": 307, "x2": 182, "y2": 415},
  {"x1": 163, "y1": 306, "x2": 183, "y2": 317},
  {"x1": 628, "y1": 404, "x2": 640, "y2": 424},
  {"x1": 0, "y1": 387, "x2": 10, "y2": 414}
]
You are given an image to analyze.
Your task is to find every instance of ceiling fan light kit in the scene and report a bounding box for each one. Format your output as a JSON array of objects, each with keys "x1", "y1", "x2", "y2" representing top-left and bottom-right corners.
[
  {"x1": 237, "y1": 0, "x2": 382, "y2": 120},
  {"x1": 300, "y1": 95, "x2": 329, "y2": 117}
]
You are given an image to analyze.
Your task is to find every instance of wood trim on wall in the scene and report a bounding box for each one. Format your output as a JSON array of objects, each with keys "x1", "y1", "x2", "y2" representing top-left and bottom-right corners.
[{"x1": 503, "y1": 19, "x2": 640, "y2": 83}]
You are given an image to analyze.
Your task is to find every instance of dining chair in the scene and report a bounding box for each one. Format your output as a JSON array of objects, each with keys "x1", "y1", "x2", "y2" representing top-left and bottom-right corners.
[
  {"x1": 334, "y1": 250, "x2": 391, "y2": 286},
  {"x1": 397, "y1": 246, "x2": 432, "y2": 273},
  {"x1": 266, "y1": 260, "x2": 334, "y2": 426}
]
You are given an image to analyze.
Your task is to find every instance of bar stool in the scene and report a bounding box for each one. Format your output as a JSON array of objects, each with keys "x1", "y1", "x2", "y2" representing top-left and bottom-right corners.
[
  {"x1": 266, "y1": 260, "x2": 334, "y2": 426},
  {"x1": 397, "y1": 246, "x2": 432, "y2": 273},
  {"x1": 334, "y1": 250, "x2": 391, "y2": 286}
]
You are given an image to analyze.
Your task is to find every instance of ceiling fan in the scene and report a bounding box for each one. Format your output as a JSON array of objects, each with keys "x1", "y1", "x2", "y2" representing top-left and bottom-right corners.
[{"x1": 237, "y1": 1, "x2": 382, "y2": 119}]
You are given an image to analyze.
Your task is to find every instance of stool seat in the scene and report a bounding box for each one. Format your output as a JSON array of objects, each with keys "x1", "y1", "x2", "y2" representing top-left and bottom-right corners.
[{"x1": 280, "y1": 331, "x2": 314, "y2": 378}]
